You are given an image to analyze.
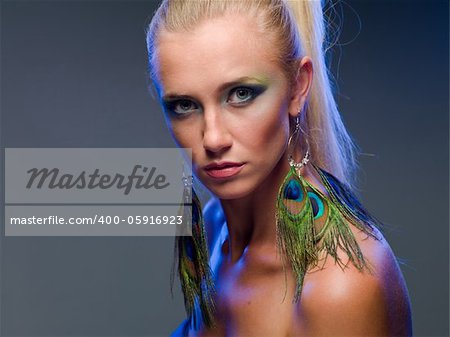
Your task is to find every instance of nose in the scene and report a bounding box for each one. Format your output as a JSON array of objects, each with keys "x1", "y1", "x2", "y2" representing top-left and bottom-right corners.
[{"x1": 202, "y1": 106, "x2": 232, "y2": 154}]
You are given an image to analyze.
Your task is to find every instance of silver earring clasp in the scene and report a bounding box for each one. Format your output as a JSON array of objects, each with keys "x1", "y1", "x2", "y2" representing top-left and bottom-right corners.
[{"x1": 287, "y1": 112, "x2": 310, "y2": 171}]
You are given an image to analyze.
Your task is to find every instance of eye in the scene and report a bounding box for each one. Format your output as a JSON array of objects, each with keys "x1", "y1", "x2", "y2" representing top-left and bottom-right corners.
[
  {"x1": 227, "y1": 85, "x2": 266, "y2": 105},
  {"x1": 164, "y1": 99, "x2": 199, "y2": 116},
  {"x1": 228, "y1": 87, "x2": 254, "y2": 104}
]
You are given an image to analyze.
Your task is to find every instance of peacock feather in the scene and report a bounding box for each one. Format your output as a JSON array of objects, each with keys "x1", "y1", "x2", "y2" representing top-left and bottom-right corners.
[
  {"x1": 172, "y1": 163, "x2": 384, "y2": 327},
  {"x1": 275, "y1": 165, "x2": 317, "y2": 301},
  {"x1": 276, "y1": 163, "x2": 383, "y2": 302},
  {"x1": 171, "y1": 186, "x2": 216, "y2": 328}
]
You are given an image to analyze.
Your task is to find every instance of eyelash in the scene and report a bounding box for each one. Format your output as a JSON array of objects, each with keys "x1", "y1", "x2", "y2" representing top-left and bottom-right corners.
[{"x1": 164, "y1": 85, "x2": 265, "y2": 117}]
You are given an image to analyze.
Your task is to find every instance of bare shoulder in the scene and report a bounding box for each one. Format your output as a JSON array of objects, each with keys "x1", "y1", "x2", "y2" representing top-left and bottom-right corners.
[{"x1": 298, "y1": 225, "x2": 413, "y2": 336}]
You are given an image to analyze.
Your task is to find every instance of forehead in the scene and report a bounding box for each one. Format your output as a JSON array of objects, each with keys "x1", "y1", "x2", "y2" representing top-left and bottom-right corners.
[{"x1": 154, "y1": 14, "x2": 284, "y2": 96}]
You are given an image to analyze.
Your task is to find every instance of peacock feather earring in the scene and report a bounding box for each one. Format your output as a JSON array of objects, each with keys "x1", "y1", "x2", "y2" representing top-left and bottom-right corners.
[
  {"x1": 171, "y1": 171, "x2": 216, "y2": 328},
  {"x1": 275, "y1": 111, "x2": 382, "y2": 303}
]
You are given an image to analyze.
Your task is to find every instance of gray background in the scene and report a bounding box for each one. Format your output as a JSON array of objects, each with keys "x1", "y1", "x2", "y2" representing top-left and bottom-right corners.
[{"x1": 0, "y1": 0, "x2": 448, "y2": 336}]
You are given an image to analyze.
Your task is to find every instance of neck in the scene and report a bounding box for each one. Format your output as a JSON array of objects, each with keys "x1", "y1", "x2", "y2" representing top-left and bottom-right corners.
[
  {"x1": 217, "y1": 153, "x2": 288, "y2": 263},
  {"x1": 218, "y1": 151, "x2": 327, "y2": 263}
]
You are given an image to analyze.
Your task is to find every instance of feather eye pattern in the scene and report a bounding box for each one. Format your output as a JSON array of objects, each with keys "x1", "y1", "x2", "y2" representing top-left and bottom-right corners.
[
  {"x1": 302, "y1": 177, "x2": 370, "y2": 272},
  {"x1": 311, "y1": 163, "x2": 383, "y2": 240},
  {"x1": 172, "y1": 188, "x2": 216, "y2": 328},
  {"x1": 276, "y1": 165, "x2": 317, "y2": 301},
  {"x1": 276, "y1": 163, "x2": 382, "y2": 303}
]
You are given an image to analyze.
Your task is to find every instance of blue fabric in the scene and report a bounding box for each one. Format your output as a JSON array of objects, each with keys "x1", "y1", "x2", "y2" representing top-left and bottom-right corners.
[{"x1": 170, "y1": 318, "x2": 190, "y2": 337}]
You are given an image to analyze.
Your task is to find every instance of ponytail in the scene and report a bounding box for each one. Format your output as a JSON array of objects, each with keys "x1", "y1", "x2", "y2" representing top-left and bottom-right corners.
[{"x1": 286, "y1": 0, "x2": 360, "y2": 191}]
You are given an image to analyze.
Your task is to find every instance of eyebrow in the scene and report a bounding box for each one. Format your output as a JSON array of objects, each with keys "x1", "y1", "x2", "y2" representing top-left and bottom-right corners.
[{"x1": 161, "y1": 76, "x2": 268, "y2": 101}]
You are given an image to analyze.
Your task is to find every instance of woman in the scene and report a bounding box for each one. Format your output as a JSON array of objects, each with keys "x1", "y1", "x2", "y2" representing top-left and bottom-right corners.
[{"x1": 146, "y1": 0, "x2": 412, "y2": 336}]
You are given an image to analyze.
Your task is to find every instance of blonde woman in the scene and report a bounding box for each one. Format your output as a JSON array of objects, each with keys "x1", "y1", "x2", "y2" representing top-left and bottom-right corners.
[{"x1": 146, "y1": 0, "x2": 412, "y2": 336}]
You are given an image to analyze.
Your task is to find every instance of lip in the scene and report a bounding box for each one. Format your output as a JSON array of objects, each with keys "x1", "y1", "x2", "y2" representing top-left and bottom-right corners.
[{"x1": 204, "y1": 162, "x2": 245, "y2": 179}]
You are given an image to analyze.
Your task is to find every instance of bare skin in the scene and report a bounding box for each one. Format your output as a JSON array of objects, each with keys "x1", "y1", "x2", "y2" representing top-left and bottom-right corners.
[
  {"x1": 155, "y1": 13, "x2": 412, "y2": 337},
  {"x1": 180, "y1": 169, "x2": 412, "y2": 337}
]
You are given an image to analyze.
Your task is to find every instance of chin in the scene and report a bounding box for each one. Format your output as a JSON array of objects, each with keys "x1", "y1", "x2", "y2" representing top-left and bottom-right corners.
[{"x1": 202, "y1": 179, "x2": 257, "y2": 200}]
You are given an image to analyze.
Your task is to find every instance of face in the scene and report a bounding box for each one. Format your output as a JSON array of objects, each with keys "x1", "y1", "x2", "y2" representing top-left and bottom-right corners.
[{"x1": 153, "y1": 14, "x2": 304, "y2": 199}]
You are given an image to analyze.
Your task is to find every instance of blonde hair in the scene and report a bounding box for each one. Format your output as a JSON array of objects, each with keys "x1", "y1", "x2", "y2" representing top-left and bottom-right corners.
[{"x1": 146, "y1": 0, "x2": 360, "y2": 191}]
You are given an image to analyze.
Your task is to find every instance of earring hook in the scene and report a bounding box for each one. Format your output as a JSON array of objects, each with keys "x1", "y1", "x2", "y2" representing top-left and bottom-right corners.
[{"x1": 287, "y1": 111, "x2": 310, "y2": 171}]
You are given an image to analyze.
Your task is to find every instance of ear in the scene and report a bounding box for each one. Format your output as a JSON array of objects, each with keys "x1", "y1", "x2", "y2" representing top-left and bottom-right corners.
[{"x1": 288, "y1": 56, "x2": 314, "y2": 118}]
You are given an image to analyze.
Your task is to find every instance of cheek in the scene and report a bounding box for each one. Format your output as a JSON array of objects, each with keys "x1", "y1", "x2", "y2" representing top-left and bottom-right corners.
[
  {"x1": 167, "y1": 121, "x2": 198, "y2": 152},
  {"x1": 233, "y1": 95, "x2": 290, "y2": 152},
  {"x1": 169, "y1": 121, "x2": 206, "y2": 168},
  {"x1": 169, "y1": 119, "x2": 196, "y2": 145}
]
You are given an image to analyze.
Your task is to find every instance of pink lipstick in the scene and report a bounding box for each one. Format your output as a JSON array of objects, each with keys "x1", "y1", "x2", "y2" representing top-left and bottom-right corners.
[{"x1": 204, "y1": 162, "x2": 245, "y2": 179}]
